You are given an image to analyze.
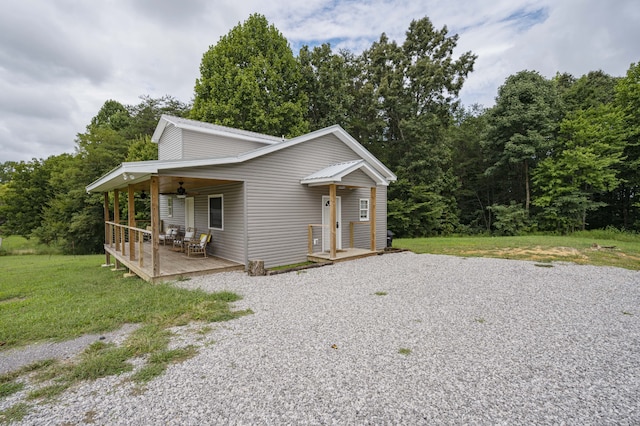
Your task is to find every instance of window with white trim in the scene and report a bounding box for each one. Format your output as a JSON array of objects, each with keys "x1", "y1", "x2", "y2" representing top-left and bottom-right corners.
[
  {"x1": 359, "y1": 198, "x2": 370, "y2": 221},
  {"x1": 208, "y1": 194, "x2": 223, "y2": 230},
  {"x1": 167, "y1": 197, "x2": 173, "y2": 217}
]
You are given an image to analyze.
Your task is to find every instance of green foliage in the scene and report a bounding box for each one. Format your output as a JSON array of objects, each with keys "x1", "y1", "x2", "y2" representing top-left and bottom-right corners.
[
  {"x1": 483, "y1": 71, "x2": 560, "y2": 211},
  {"x1": 450, "y1": 104, "x2": 491, "y2": 232},
  {"x1": 191, "y1": 14, "x2": 309, "y2": 137},
  {"x1": 126, "y1": 135, "x2": 158, "y2": 161},
  {"x1": 0, "y1": 95, "x2": 187, "y2": 254},
  {"x1": 0, "y1": 159, "x2": 52, "y2": 237},
  {"x1": 360, "y1": 17, "x2": 475, "y2": 236},
  {"x1": 533, "y1": 104, "x2": 626, "y2": 231},
  {"x1": 560, "y1": 70, "x2": 618, "y2": 113},
  {"x1": 488, "y1": 202, "x2": 531, "y2": 236},
  {"x1": 299, "y1": 44, "x2": 355, "y2": 130}
]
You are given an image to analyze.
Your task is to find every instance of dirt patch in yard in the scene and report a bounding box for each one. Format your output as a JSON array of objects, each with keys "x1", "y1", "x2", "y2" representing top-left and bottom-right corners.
[{"x1": 460, "y1": 246, "x2": 588, "y2": 261}]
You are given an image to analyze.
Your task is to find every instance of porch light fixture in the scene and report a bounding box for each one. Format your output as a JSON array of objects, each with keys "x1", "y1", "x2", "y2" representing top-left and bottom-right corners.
[{"x1": 122, "y1": 173, "x2": 134, "y2": 181}]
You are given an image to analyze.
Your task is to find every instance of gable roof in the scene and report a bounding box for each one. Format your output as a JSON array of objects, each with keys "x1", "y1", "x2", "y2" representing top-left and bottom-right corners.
[
  {"x1": 300, "y1": 160, "x2": 389, "y2": 186},
  {"x1": 87, "y1": 120, "x2": 396, "y2": 193},
  {"x1": 152, "y1": 115, "x2": 284, "y2": 145}
]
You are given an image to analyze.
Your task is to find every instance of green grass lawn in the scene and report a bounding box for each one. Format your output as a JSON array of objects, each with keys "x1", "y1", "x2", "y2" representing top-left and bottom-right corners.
[
  {"x1": 394, "y1": 231, "x2": 640, "y2": 270},
  {"x1": 0, "y1": 253, "x2": 251, "y2": 420},
  {"x1": 0, "y1": 235, "x2": 59, "y2": 255},
  {"x1": 0, "y1": 255, "x2": 246, "y2": 350}
]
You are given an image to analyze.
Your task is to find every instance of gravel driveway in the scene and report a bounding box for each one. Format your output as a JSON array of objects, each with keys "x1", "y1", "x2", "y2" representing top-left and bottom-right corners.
[{"x1": 5, "y1": 252, "x2": 640, "y2": 425}]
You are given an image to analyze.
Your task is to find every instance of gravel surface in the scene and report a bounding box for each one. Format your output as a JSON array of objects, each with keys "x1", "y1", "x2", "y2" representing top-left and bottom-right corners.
[
  {"x1": 3, "y1": 252, "x2": 639, "y2": 425},
  {"x1": 0, "y1": 325, "x2": 140, "y2": 375}
]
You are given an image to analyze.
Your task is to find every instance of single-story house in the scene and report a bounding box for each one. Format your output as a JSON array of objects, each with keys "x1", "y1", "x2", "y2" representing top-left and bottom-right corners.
[{"x1": 86, "y1": 115, "x2": 397, "y2": 281}]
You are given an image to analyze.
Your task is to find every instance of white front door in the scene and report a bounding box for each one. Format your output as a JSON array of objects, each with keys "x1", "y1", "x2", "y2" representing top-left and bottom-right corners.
[
  {"x1": 322, "y1": 195, "x2": 342, "y2": 252},
  {"x1": 185, "y1": 197, "x2": 195, "y2": 230}
]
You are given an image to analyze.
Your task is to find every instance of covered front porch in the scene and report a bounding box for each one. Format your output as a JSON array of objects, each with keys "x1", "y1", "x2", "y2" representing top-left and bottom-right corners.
[
  {"x1": 98, "y1": 173, "x2": 244, "y2": 282},
  {"x1": 103, "y1": 222, "x2": 242, "y2": 282}
]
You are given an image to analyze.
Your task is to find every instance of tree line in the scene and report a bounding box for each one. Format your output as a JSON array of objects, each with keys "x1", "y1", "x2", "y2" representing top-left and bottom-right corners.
[{"x1": 1, "y1": 14, "x2": 638, "y2": 254}]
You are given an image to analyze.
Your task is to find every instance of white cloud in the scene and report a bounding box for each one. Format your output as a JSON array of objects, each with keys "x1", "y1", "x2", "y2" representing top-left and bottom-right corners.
[{"x1": 0, "y1": 0, "x2": 638, "y2": 162}]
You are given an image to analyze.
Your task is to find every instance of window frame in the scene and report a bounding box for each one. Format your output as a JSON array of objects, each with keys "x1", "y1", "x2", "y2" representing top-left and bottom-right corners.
[
  {"x1": 359, "y1": 198, "x2": 370, "y2": 221},
  {"x1": 208, "y1": 194, "x2": 224, "y2": 230},
  {"x1": 167, "y1": 196, "x2": 173, "y2": 218}
]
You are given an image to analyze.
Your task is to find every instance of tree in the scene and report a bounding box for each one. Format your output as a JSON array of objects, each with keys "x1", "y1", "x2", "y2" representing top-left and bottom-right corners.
[
  {"x1": 483, "y1": 70, "x2": 559, "y2": 212},
  {"x1": 361, "y1": 17, "x2": 476, "y2": 236},
  {"x1": 450, "y1": 104, "x2": 491, "y2": 232},
  {"x1": 123, "y1": 95, "x2": 190, "y2": 140},
  {"x1": 299, "y1": 44, "x2": 355, "y2": 131},
  {"x1": 533, "y1": 105, "x2": 626, "y2": 231},
  {"x1": 0, "y1": 159, "x2": 52, "y2": 237},
  {"x1": 10, "y1": 96, "x2": 190, "y2": 253},
  {"x1": 126, "y1": 135, "x2": 158, "y2": 162},
  {"x1": 191, "y1": 14, "x2": 308, "y2": 137},
  {"x1": 0, "y1": 161, "x2": 17, "y2": 184},
  {"x1": 610, "y1": 62, "x2": 640, "y2": 229},
  {"x1": 561, "y1": 70, "x2": 618, "y2": 113}
]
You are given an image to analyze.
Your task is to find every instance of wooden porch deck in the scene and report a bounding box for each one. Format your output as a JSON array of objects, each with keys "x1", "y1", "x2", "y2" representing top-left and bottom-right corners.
[
  {"x1": 307, "y1": 248, "x2": 380, "y2": 263},
  {"x1": 105, "y1": 242, "x2": 244, "y2": 282}
]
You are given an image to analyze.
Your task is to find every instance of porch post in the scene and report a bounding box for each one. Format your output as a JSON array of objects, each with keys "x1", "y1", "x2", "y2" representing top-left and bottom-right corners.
[
  {"x1": 370, "y1": 186, "x2": 377, "y2": 251},
  {"x1": 330, "y1": 183, "x2": 337, "y2": 259},
  {"x1": 114, "y1": 189, "x2": 120, "y2": 252},
  {"x1": 103, "y1": 192, "x2": 111, "y2": 265},
  {"x1": 150, "y1": 176, "x2": 160, "y2": 277},
  {"x1": 128, "y1": 185, "x2": 135, "y2": 261}
]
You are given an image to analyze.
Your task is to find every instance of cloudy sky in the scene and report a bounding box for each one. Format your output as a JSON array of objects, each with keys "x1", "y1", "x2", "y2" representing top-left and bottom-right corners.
[{"x1": 1, "y1": 0, "x2": 638, "y2": 163}]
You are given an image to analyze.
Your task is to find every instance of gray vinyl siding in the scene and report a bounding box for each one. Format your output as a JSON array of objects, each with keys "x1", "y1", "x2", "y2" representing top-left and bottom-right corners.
[
  {"x1": 244, "y1": 134, "x2": 367, "y2": 267},
  {"x1": 375, "y1": 186, "x2": 388, "y2": 249},
  {"x1": 341, "y1": 169, "x2": 376, "y2": 188},
  {"x1": 160, "y1": 195, "x2": 185, "y2": 231},
  {"x1": 158, "y1": 183, "x2": 245, "y2": 263},
  {"x1": 342, "y1": 187, "x2": 373, "y2": 249},
  {"x1": 191, "y1": 182, "x2": 244, "y2": 263},
  {"x1": 158, "y1": 133, "x2": 390, "y2": 268},
  {"x1": 158, "y1": 126, "x2": 182, "y2": 160},
  {"x1": 182, "y1": 130, "x2": 267, "y2": 159}
]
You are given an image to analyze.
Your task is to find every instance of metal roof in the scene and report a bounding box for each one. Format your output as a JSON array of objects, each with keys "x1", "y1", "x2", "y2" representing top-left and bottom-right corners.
[
  {"x1": 300, "y1": 160, "x2": 389, "y2": 186},
  {"x1": 87, "y1": 123, "x2": 396, "y2": 193},
  {"x1": 151, "y1": 115, "x2": 283, "y2": 145}
]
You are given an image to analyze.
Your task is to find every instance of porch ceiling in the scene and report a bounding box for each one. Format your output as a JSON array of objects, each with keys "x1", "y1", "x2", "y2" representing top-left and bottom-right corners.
[{"x1": 106, "y1": 176, "x2": 238, "y2": 194}]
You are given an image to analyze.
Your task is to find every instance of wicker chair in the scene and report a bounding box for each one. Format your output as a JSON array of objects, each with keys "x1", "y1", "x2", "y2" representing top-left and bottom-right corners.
[{"x1": 186, "y1": 232, "x2": 211, "y2": 258}]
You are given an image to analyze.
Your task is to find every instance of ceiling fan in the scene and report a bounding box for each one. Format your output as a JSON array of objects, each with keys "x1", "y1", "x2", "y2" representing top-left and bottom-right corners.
[{"x1": 160, "y1": 181, "x2": 199, "y2": 198}]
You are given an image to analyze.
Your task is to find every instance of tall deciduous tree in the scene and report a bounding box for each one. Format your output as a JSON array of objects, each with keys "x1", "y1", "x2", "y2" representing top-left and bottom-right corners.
[
  {"x1": 483, "y1": 70, "x2": 559, "y2": 212},
  {"x1": 533, "y1": 105, "x2": 626, "y2": 231},
  {"x1": 0, "y1": 159, "x2": 52, "y2": 237},
  {"x1": 361, "y1": 17, "x2": 476, "y2": 236},
  {"x1": 299, "y1": 44, "x2": 355, "y2": 131},
  {"x1": 191, "y1": 14, "x2": 308, "y2": 137},
  {"x1": 611, "y1": 62, "x2": 640, "y2": 228},
  {"x1": 450, "y1": 104, "x2": 491, "y2": 232}
]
